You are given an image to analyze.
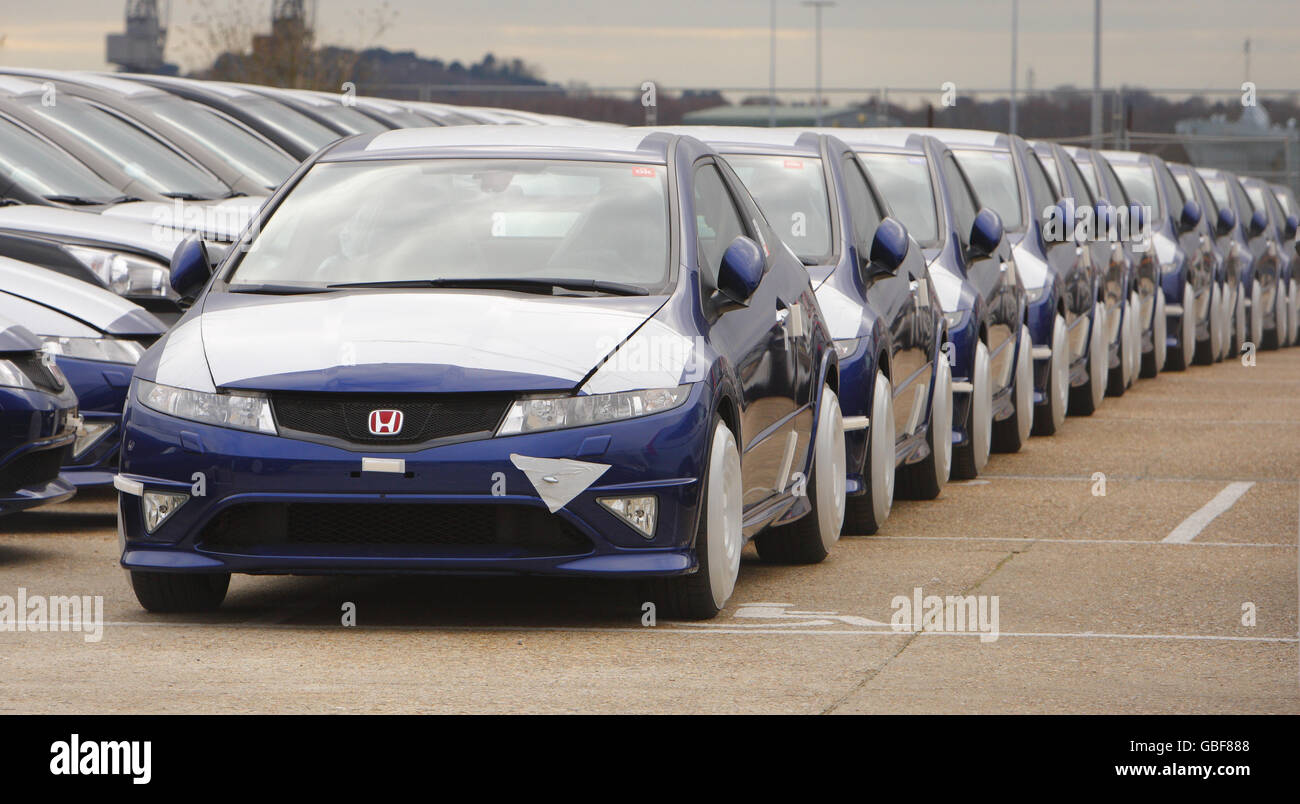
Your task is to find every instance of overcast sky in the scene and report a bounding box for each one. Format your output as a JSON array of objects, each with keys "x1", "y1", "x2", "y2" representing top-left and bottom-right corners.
[{"x1": 2, "y1": 0, "x2": 1297, "y2": 97}]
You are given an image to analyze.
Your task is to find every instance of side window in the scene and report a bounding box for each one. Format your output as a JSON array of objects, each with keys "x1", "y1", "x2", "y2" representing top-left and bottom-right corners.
[
  {"x1": 1231, "y1": 177, "x2": 1255, "y2": 221},
  {"x1": 1063, "y1": 155, "x2": 1095, "y2": 207},
  {"x1": 693, "y1": 162, "x2": 747, "y2": 291},
  {"x1": 1100, "y1": 159, "x2": 1131, "y2": 206},
  {"x1": 840, "y1": 157, "x2": 883, "y2": 255},
  {"x1": 941, "y1": 153, "x2": 978, "y2": 249},
  {"x1": 1158, "y1": 162, "x2": 1185, "y2": 211},
  {"x1": 1023, "y1": 151, "x2": 1057, "y2": 226}
]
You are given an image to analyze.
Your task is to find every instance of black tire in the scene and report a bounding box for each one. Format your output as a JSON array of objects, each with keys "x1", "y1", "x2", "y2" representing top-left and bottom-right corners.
[{"x1": 130, "y1": 571, "x2": 230, "y2": 613}]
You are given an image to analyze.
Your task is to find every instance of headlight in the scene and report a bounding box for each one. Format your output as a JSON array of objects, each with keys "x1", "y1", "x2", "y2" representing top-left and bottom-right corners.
[
  {"x1": 1024, "y1": 284, "x2": 1048, "y2": 303},
  {"x1": 0, "y1": 358, "x2": 36, "y2": 390},
  {"x1": 497, "y1": 385, "x2": 691, "y2": 436},
  {"x1": 833, "y1": 338, "x2": 861, "y2": 359},
  {"x1": 136, "y1": 379, "x2": 276, "y2": 434},
  {"x1": 42, "y1": 337, "x2": 146, "y2": 365},
  {"x1": 64, "y1": 246, "x2": 173, "y2": 299}
]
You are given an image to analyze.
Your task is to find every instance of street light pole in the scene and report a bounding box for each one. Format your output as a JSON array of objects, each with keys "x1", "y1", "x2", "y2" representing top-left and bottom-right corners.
[
  {"x1": 1091, "y1": 0, "x2": 1102, "y2": 148},
  {"x1": 769, "y1": 0, "x2": 777, "y2": 127},
  {"x1": 803, "y1": 0, "x2": 835, "y2": 126},
  {"x1": 1009, "y1": 0, "x2": 1018, "y2": 135}
]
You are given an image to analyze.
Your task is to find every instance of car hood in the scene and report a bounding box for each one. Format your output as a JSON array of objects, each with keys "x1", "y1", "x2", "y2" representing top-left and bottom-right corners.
[
  {"x1": 0, "y1": 257, "x2": 166, "y2": 336},
  {"x1": 0, "y1": 205, "x2": 181, "y2": 263},
  {"x1": 0, "y1": 315, "x2": 42, "y2": 352},
  {"x1": 101, "y1": 196, "x2": 268, "y2": 243},
  {"x1": 186, "y1": 290, "x2": 667, "y2": 394}
]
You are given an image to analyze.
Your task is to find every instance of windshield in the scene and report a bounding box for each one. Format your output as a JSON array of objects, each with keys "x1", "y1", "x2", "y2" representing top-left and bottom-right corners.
[
  {"x1": 1112, "y1": 163, "x2": 1161, "y2": 219},
  {"x1": 138, "y1": 96, "x2": 297, "y2": 189},
  {"x1": 20, "y1": 95, "x2": 230, "y2": 199},
  {"x1": 243, "y1": 98, "x2": 338, "y2": 154},
  {"x1": 954, "y1": 148, "x2": 1024, "y2": 231},
  {"x1": 0, "y1": 117, "x2": 124, "y2": 203},
  {"x1": 229, "y1": 159, "x2": 671, "y2": 293},
  {"x1": 856, "y1": 151, "x2": 939, "y2": 246},
  {"x1": 726, "y1": 155, "x2": 832, "y2": 264}
]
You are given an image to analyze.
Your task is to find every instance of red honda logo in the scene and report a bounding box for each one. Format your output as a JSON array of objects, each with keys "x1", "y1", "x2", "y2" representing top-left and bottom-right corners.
[{"x1": 368, "y1": 409, "x2": 404, "y2": 436}]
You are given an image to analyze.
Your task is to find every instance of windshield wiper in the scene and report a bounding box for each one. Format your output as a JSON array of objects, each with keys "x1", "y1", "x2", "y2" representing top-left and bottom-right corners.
[
  {"x1": 327, "y1": 277, "x2": 650, "y2": 296},
  {"x1": 42, "y1": 194, "x2": 110, "y2": 206},
  {"x1": 162, "y1": 192, "x2": 218, "y2": 201},
  {"x1": 226, "y1": 283, "x2": 336, "y2": 295}
]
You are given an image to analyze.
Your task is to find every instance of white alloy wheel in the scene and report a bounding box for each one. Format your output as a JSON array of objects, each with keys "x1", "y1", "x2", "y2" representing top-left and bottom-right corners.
[
  {"x1": 704, "y1": 421, "x2": 744, "y2": 611},
  {"x1": 813, "y1": 388, "x2": 847, "y2": 553}
]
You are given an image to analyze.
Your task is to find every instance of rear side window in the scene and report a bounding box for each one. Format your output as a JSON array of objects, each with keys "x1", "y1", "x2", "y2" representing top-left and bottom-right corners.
[
  {"x1": 694, "y1": 162, "x2": 747, "y2": 291},
  {"x1": 840, "y1": 157, "x2": 884, "y2": 257}
]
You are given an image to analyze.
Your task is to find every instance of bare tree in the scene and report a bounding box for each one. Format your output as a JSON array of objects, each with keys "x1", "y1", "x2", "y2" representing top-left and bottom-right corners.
[{"x1": 174, "y1": 0, "x2": 394, "y2": 91}]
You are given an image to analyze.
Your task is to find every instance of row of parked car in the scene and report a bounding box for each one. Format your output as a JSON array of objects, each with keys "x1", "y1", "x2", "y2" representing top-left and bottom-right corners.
[{"x1": 1, "y1": 70, "x2": 1297, "y2": 619}]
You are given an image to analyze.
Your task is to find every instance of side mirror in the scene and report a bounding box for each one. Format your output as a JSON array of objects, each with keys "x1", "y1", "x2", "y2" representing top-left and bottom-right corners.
[
  {"x1": 864, "y1": 217, "x2": 909, "y2": 278},
  {"x1": 1284, "y1": 214, "x2": 1298, "y2": 240},
  {"x1": 169, "y1": 235, "x2": 213, "y2": 302},
  {"x1": 968, "y1": 208, "x2": 1004, "y2": 259},
  {"x1": 1215, "y1": 206, "x2": 1237, "y2": 237},
  {"x1": 1177, "y1": 199, "x2": 1202, "y2": 233},
  {"x1": 713, "y1": 235, "x2": 764, "y2": 313},
  {"x1": 1248, "y1": 209, "x2": 1268, "y2": 237}
]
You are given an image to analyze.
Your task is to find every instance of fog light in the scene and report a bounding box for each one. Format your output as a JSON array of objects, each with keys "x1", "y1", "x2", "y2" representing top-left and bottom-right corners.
[
  {"x1": 72, "y1": 421, "x2": 114, "y2": 460},
  {"x1": 142, "y1": 491, "x2": 189, "y2": 533},
  {"x1": 598, "y1": 495, "x2": 657, "y2": 539}
]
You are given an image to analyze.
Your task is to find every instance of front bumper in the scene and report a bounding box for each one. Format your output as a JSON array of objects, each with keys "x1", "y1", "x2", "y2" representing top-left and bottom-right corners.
[
  {"x1": 117, "y1": 385, "x2": 713, "y2": 577},
  {"x1": 0, "y1": 386, "x2": 78, "y2": 515},
  {"x1": 55, "y1": 356, "x2": 134, "y2": 488}
]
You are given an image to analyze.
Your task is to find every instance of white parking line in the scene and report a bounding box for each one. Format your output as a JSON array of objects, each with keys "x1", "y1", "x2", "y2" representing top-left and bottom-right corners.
[
  {"x1": 7, "y1": 621, "x2": 1296, "y2": 643},
  {"x1": 1162, "y1": 482, "x2": 1256, "y2": 543}
]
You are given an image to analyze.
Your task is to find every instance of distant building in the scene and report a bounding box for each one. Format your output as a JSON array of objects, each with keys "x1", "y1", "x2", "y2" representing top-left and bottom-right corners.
[
  {"x1": 681, "y1": 104, "x2": 897, "y2": 128},
  {"x1": 1176, "y1": 106, "x2": 1299, "y2": 193},
  {"x1": 106, "y1": 0, "x2": 178, "y2": 75}
]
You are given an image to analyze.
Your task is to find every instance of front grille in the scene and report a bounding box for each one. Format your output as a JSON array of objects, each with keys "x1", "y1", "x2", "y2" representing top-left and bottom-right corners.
[
  {"x1": 1, "y1": 352, "x2": 63, "y2": 393},
  {"x1": 0, "y1": 446, "x2": 67, "y2": 494},
  {"x1": 272, "y1": 393, "x2": 512, "y2": 445},
  {"x1": 198, "y1": 503, "x2": 593, "y2": 556}
]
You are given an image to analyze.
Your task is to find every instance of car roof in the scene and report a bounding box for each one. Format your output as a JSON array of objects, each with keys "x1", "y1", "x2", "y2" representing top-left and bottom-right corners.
[
  {"x1": 1099, "y1": 149, "x2": 1151, "y2": 165},
  {"x1": 0, "y1": 75, "x2": 44, "y2": 99},
  {"x1": 0, "y1": 68, "x2": 164, "y2": 99},
  {"x1": 653, "y1": 126, "x2": 822, "y2": 156},
  {"x1": 897, "y1": 127, "x2": 1010, "y2": 150},
  {"x1": 116, "y1": 74, "x2": 265, "y2": 100},
  {"x1": 329, "y1": 125, "x2": 675, "y2": 163},
  {"x1": 810, "y1": 127, "x2": 927, "y2": 154}
]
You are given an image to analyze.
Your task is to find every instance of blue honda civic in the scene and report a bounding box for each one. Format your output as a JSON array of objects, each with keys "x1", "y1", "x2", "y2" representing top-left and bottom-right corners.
[
  {"x1": 834, "y1": 129, "x2": 1032, "y2": 480},
  {"x1": 0, "y1": 257, "x2": 166, "y2": 487},
  {"x1": 116, "y1": 127, "x2": 847, "y2": 620},
  {"x1": 0, "y1": 315, "x2": 79, "y2": 515},
  {"x1": 678, "y1": 127, "x2": 950, "y2": 535}
]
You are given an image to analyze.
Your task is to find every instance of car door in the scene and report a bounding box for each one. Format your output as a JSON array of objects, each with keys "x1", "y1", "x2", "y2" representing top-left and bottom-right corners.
[
  {"x1": 839, "y1": 153, "x2": 928, "y2": 445},
  {"x1": 694, "y1": 159, "x2": 800, "y2": 509},
  {"x1": 939, "y1": 150, "x2": 1015, "y2": 392}
]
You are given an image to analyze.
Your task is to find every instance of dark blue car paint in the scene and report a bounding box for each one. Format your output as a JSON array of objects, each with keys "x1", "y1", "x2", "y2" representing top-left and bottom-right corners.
[{"x1": 118, "y1": 129, "x2": 839, "y2": 578}]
